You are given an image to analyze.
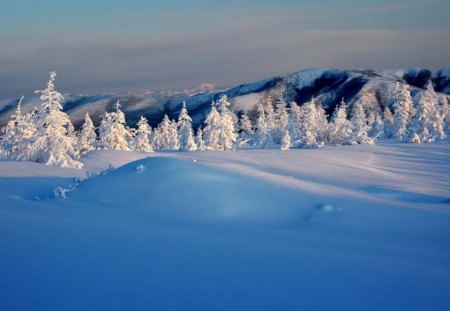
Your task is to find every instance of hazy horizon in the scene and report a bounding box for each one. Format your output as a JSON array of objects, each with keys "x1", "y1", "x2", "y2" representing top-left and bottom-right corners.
[{"x1": 1, "y1": 0, "x2": 449, "y2": 98}]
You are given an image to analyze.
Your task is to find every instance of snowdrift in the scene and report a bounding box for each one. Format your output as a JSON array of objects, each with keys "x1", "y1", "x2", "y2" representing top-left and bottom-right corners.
[{"x1": 0, "y1": 142, "x2": 449, "y2": 310}]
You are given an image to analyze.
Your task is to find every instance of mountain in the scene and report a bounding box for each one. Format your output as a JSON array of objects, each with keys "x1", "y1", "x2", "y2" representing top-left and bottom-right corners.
[{"x1": 1, "y1": 68, "x2": 449, "y2": 128}]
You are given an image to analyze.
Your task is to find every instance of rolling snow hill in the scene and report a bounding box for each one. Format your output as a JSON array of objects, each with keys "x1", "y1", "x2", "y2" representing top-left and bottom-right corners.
[
  {"x1": 0, "y1": 141, "x2": 449, "y2": 310},
  {"x1": 1, "y1": 68, "x2": 449, "y2": 129}
]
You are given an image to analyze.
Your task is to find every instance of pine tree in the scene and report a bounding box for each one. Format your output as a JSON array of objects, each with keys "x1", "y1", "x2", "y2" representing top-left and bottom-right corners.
[
  {"x1": 98, "y1": 101, "x2": 131, "y2": 150},
  {"x1": 287, "y1": 101, "x2": 302, "y2": 145},
  {"x1": 329, "y1": 99, "x2": 353, "y2": 145},
  {"x1": 203, "y1": 104, "x2": 221, "y2": 150},
  {"x1": 280, "y1": 130, "x2": 292, "y2": 151},
  {"x1": 382, "y1": 107, "x2": 394, "y2": 139},
  {"x1": 316, "y1": 104, "x2": 330, "y2": 145},
  {"x1": 24, "y1": 72, "x2": 82, "y2": 168},
  {"x1": 411, "y1": 82, "x2": 444, "y2": 142},
  {"x1": 0, "y1": 96, "x2": 27, "y2": 159},
  {"x1": 297, "y1": 98, "x2": 322, "y2": 148},
  {"x1": 238, "y1": 111, "x2": 254, "y2": 147},
  {"x1": 77, "y1": 112, "x2": 97, "y2": 153},
  {"x1": 274, "y1": 93, "x2": 289, "y2": 144},
  {"x1": 195, "y1": 128, "x2": 206, "y2": 151},
  {"x1": 392, "y1": 82, "x2": 415, "y2": 141},
  {"x1": 133, "y1": 116, "x2": 154, "y2": 152},
  {"x1": 351, "y1": 101, "x2": 374, "y2": 145},
  {"x1": 368, "y1": 113, "x2": 384, "y2": 139},
  {"x1": 154, "y1": 114, "x2": 179, "y2": 150},
  {"x1": 216, "y1": 95, "x2": 237, "y2": 150},
  {"x1": 254, "y1": 103, "x2": 273, "y2": 148},
  {"x1": 177, "y1": 102, "x2": 197, "y2": 151}
]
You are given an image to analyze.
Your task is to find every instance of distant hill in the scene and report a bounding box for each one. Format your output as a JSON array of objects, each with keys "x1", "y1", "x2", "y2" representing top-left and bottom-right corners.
[{"x1": 1, "y1": 68, "x2": 449, "y2": 128}]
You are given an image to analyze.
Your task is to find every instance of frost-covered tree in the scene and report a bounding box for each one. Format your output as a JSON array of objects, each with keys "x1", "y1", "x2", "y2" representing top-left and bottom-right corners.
[
  {"x1": 351, "y1": 101, "x2": 374, "y2": 145},
  {"x1": 368, "y1": 112, "x2": 384, "y2": 139},
  {"x1": 392, "y1": 83, "x2": 415, "y2": 141},
  {"x1": 317, "y1": 104, "x2": 330, "y2": 144},
  {"x1": 238, "y1": 111, "x2": 254, "y2": 147},
  {"x1": 77, "y1": 112, "x2": 97, "y2": 153},
  {"x1": 216, "y1": 95, "x2": 238, "y2": 150},
  {"x1": 0, "y1": 96, "x2": 28, "y2": 159},
  {"x1": 154, "y1": 114, "x2": 179, "y2": 150},
  {"x1": 177, "y1": 102, "x2": 197, "y2": 151},
  {"x1": 274, "y1": 93, "x2": 289, "y2": 144},
  {"x1": 254, "y1": 103, "x2": 273, "y2": 148},
  {"x1": 329, "y1": 99, "x2": 353, "y2": 145},
  {"x1": 203, "y1": 104, "x2": 221, "y2": 150},
  {"x1": 382, "y1": 107, "x2": 394, "y2": 139},
  {"x1": 23, "y1": 72, "x2": 82, "y2": 168},
  {"x1": 98, "y1": 101, "x2": 131, "y2": 151},
  {"x1": 280, "y1": 130, "x2": 292, "y2": 151},
  {"x1": 297, "y1": 98, "x2": 322, "y2": 148},
  {"x1": 133, "y1": 116, "x2": 154, "y2": 152},
  {"x1": 195, "y1": 128, "x2": 206, "y2": 151},
  {"x1": 411, "y1": 82, "x2": 445, "y2": 142},
  {"x1": 287, "y1": 101, "x2": 302, "y2": 144},
  {"x1": 440, "y1": 97, "x2": 450, "y2": 135}
]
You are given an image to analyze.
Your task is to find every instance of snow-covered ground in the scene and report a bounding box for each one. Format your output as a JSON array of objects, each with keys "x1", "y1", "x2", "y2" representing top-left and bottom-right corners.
[{"x1": 0, "y1": 141, "x2": 449, "y2": 310}]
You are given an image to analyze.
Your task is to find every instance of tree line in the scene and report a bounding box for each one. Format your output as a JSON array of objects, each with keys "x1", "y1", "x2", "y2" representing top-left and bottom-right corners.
[{"x1": 0, "y1": 72, "x2": 448, "y2": 168}]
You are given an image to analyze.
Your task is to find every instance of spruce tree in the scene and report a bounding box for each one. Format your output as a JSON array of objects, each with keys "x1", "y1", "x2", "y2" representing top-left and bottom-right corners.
[
  {"x1": 133, "y1": 116, "x2": 154, "y2": 152},
  {"x1": 25, "y1": 72, "x2": 82, "y2": 168},
  {"x1": 280, "y1": 130, "x2": 293, "y2": 151},
  {"x1": 254, "y1": 103, "x2": 273, "y2": 148},
  {"x1": 392, "y1": 83, "x2": 415, "y2": 141},
  {"x1": 77, "y1": 112, "x2": 97, "y2": 153},
  {"x1": 238, "y1": 111, "x2": 254, "y2": 147},
  {"x1": 351, "y1": 101, "x2": 374, "y2": 145},
  {"x1": 329, "y1": 99, "x2": 353, "y2": 145},
  {"x1": 177, "y1": 102, "x2": 197, "y2": 151},
  {"x1": 98, "y1": 101, "x2": 131, "y2": 151},
  {"x1": 216, "y1": 95, "x2": 237, "y2": 150},
  {"x1": 195, "y1": 128, "x2": 206, "y2": 151},
  {"x1": 203, "y1": 104, "x2": 221, "y2": 150}
]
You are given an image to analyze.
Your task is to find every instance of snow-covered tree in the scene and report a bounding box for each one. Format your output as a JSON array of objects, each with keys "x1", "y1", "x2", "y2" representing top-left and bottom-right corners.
[
  {"x1": 154, "y1": 114, "x2": 179, "y2": 150},
  {"x1": 216, "y1": 95, "x2": 238, "y2": 150},
  {"x1": 329, "y1": 99, "x2": 352, "y2": 145},
  {"x1": 238, "y1": 111, "x2": 254, "y2": 147},
  {"x1": 351, "y1": 101, "x2": 374, "y2": 145},
  {"x1": 315, "y1": 103, "x2": 330, "y2": 144},
  {"x1": 0, "y1": 96, "x2": 28, "y2": 159},
  {"x1": 177, "y1": 102, "x2": 197, "y2": 151},
  {"x1": 133, "y1": 116, "x2": 154, "y2": 152},
  {"x1": 368, "y1": 112, "x2": 384, "y2": 139},
  {"x1": 392, "y1": 83, "x2": 415, "y2": 141},
  {"x1": 274, "y1": 93, "x2": 289, "y2": 144},
  {"x1": 440, "y1": 97, "x2": 450, "y2": 135},
  {"x1": 287, "y1": 101, "x2": 302, "y2": 145},
  {"x1": 195, "y1": 128, "x2": 206, "y2": 151},
  {"x1": 203, "y1": 104, "x2": 221, "y2": 150},
  {"x1": 77, "y1": 112, "x2": 97, "y2": 153},
  {"x1": 23, "y1": 72, "x2": 82, "y2": 168},
  {"x1": 280, "y1": 130, "x2": 292, "y2": 151},
  {"x1": 382, "y1": 107, "x2": 394, "y2": 139},
  {"x1": 297, "y1": 98, "x2": 322, "y2": 148},
  {"x1": 98, "y1": 101, "x2": 131, "y2": 151},
  {"x1": 254, "y1": 103, "x2": 273, "y2": 148},
  {"x1": 411, "y1": 82, "x2": 445, "y2": 142}
]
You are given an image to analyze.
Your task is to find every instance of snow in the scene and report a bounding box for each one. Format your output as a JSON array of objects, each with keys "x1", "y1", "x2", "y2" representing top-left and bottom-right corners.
[{"x1": 0, "y1": 141, "x2": 449, "y2": 310}]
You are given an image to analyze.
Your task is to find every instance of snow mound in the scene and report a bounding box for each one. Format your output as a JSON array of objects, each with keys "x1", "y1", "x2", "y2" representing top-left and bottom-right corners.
[{"x1": 67, "y1": 156, "x2": 313, "y2": 225}]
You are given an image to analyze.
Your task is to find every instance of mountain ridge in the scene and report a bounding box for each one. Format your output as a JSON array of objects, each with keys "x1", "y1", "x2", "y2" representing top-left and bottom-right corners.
[{"x1": 1, "y1": 68, "x2": 449, "y2": 128}]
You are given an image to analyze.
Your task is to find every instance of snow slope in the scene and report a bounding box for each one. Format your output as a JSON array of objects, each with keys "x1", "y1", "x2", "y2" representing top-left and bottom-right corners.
[{"x1": 0, "y1": 141, "x2": 449, "y2": 310}]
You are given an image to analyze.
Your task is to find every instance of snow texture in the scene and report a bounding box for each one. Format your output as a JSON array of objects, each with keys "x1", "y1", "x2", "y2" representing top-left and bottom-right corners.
[{"x1": 0, "y1": 141, "x2": 449, "y2": 311}]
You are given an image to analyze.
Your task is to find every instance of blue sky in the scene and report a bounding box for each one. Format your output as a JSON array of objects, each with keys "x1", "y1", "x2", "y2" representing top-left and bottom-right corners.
[{"x1": 1, "y1": 0, "x2": 449, "y2": 97}]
